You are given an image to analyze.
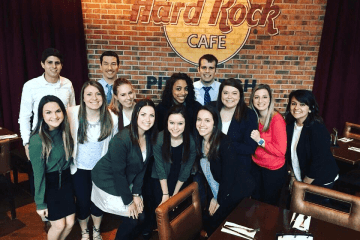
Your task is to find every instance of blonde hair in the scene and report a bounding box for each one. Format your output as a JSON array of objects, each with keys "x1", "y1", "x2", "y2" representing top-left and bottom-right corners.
[{"x1": 249, "y1": 84, "x2": 275, "y2": 132}]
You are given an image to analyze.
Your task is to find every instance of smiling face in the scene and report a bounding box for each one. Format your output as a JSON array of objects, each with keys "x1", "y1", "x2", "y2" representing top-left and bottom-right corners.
[
  {"x1": 253, "y1": 89, "x2": 270, "y2": 113},
  {"x1": 41, "y1": 56, "x2": 62, "y2": 82},
  {"x1": 172, "y1": 79, "x2": 188, "y2": 104},
  {"x1": 168, "y1": 113, "x2": 185, "y2": 139},
  {"x1": 115, "y1": 84, "x2": 135, "y2": 109},
  {"x1": 198, "y1": 59, "x2": 216, "y2": 86},
  {"x1": 43, "y1": 102, "x2": 64, "y2": 131},
  {"x1": 221, "y1": 85, "x2": 240, "y2": 109},
  {"x1": 290, "y1": 97, "x2": 310, "y2": 125},
  {"x1": 100, "y1": 56, "x2": 119, "y2": 82},
  {"x1": 83, "y1": 85, "x2": 103, "y2": 112},
  {"x1": 196, "y1": 110, "x2": 214, "y2": 140},
  {"x1": 137, "y1": 106, "x2": 155, "y2": 134}
]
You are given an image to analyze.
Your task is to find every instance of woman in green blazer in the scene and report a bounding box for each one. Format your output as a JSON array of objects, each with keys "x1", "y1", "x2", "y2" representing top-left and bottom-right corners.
[{"x1": 91, "y1": 99, "x2": 158, "y2": 240}]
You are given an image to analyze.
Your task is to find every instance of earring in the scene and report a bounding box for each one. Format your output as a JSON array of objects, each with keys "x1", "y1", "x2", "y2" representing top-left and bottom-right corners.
[{"x1": 309, "y1": 110, "x2": 311, "y2": 113}]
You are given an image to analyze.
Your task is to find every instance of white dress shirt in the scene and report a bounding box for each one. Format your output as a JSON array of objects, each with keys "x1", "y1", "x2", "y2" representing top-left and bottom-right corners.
[
  {"x1": 194, "y1": 80, "x2": 221, "y2": 105},
  {"x1": 18, "y1": 74, "x2": 76, "y2": 146}
]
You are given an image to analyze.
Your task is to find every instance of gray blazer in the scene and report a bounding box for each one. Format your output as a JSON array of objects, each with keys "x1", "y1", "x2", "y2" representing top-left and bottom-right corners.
[
  {"x1": 92, "y1": 127, "x2": 153, "y2": 205},
  {"x1": 151, "y1": 131, "x2": 196, "y2": 182}
]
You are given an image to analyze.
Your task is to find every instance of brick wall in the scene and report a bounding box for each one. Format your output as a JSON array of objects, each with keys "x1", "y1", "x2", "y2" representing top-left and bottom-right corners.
[{"x1": 81, "y1": 0, "x2": 326, "y2": 112}]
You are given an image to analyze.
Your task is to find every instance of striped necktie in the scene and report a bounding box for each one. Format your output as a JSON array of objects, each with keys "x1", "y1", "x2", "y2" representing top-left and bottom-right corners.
[
  {"x1": 203, "y1": 87, "x2": 211, "y2": 105},
  {"x1": 106, "y1": 84, "x2": 112, "y2": 104}
]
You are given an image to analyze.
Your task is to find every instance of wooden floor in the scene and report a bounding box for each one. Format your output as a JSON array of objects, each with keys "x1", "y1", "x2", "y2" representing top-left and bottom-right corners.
[{"x1": 0, "y1": 171, "x2": 153, "y2": 240}]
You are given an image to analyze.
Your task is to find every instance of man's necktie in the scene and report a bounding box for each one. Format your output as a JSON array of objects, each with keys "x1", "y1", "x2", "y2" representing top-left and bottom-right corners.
[
  {"x1": 203, "y1": 87, "x2": 211, "y2": 105},
  {"x1": 106, "y1": 84, "x2": 112, "y2": 104}
]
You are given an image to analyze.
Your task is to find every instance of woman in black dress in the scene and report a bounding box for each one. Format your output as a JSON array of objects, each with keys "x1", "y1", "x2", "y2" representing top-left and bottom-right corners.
[
  {"x1": 151, "y1": 105, "x2": 196, "y2": 205},
  {"x1": 29, "y1": 95, "x2": 75, "y2": 240}
]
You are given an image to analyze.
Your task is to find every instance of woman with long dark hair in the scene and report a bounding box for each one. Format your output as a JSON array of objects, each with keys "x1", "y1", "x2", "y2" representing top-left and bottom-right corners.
[
  {"x1": 285, "y1": 90, "x2": 338, "y2": 190},
  {"x1": 194, "y1": 105, "x2": 255, "y2": 237},
  {"x1": 108, "y1": 78, "x2": 136, "y2": 131},
  {"x1": 91, "y1": 99, "x2": 158, "y2": 240},
  {"x1": 151, "y1": 104, "x2": 196, "y2": 204},
  {"x1": 29, "y1": 95, "x2": 75, "y2": 240},
  {"x1": 216, "y1": 78, "x2": 258, "y2": 171},
  {"x1": 156, "y1": 72, "x2": 201, "y2": 132},
  {"x1": 67, "y1": 80, "x2": 118, "y2": 240},
  {"x1": 249, "y1": 84, "x2": 287, "y2": 206}
]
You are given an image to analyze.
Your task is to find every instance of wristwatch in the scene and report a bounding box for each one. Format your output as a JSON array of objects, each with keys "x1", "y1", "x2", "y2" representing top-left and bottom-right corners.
[
  {"x1": 257, "y1": 138, "x2": 265, "y2": 146},
  {"x1": 132, "y1": 193, "x2": 140, "y2": 197}
]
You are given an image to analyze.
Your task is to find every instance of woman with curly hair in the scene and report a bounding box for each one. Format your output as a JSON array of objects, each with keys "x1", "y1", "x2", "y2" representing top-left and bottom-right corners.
[{"x1": 155, "y1": 72, "x2": 201, "y2": 132}]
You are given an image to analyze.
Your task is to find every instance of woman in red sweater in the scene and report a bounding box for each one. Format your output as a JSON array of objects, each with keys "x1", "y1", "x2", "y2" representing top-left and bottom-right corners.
[{"x1": 249, "y1": 84, "x2": 287, "y2": 206}]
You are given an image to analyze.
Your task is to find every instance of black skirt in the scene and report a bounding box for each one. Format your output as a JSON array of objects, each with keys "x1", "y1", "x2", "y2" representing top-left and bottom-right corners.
[{"x1": 45, "y1": 168, "x2": 76, "y2": 221}]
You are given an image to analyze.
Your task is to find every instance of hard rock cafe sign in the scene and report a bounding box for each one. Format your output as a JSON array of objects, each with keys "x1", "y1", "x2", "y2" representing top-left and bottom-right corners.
[{"x1": 130, "y1": 0, "x2": 280, "y2": 65}]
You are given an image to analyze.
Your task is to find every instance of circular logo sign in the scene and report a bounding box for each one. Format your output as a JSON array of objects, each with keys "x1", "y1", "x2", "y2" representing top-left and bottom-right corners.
[{"x1": 164, "y1": 0, "x2": 251, "y2": 65}]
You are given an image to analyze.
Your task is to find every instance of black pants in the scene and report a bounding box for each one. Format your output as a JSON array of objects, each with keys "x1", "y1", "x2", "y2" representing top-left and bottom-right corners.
[
  {"x1": 72, "y1": 169, "x2": 103, "y2": 220},
  {"x1": 251, "y1": 162, "x2": 287, "y2": 206},
  {"x1": 115, "y1": 213, "x2": 145, "y2": 240},
  {"x1": 203, "y1": 198, "x2": 239, "y2": 236}
]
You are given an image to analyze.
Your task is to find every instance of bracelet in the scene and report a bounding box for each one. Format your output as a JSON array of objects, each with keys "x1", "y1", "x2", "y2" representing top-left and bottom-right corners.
[
  {"x1": 163, "y1": 193, "x2": 169, "y2": 195},
  {"x1": 127, "y1": 200, "x2": 134, "y2": 207},
  {"x1": 132, "y1": 193, "x2": 140, "y2": 197}
]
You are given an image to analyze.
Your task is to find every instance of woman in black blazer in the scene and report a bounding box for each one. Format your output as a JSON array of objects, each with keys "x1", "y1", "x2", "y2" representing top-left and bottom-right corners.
[
  {"x1": 285, "y1": 90, "x2": 338, "y2": 189},
  {"x1": 215, "y1": 78, "x2": 258, "y2": 172},
  {"x1": 195, "y1": 105, "x2": 255, "y2": 237},
  {"x1": 91, "y1": 99, "x2": 158, "y2": 240},
  {"x1": 108, "y1": 78, "x2": 136, "y2": 131},
  {"x1": 156, "y1": 72, "x2": 201, "y2": 132}
]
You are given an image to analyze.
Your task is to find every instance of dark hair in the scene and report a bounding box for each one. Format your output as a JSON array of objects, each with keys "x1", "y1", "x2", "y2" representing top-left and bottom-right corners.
[
  {"x1": 109, "y1": 78, "x2": 135, "y2": 115},
  {"x1": 100, "y1": 51, "x2": 120, "y2": 65},
  {"x1": 32, "y1": 95, "x2": 73, "y2": 161},
  {"x1": 194, "y1": 105, "x2": 224, "y2": 162},
  {"x1": 129, "y1": 99, "x2": 158, "y2": 145},
  {"x1": 160, "y1": 73, "x2": 196, "y2": 108},
  {"x1": 78, "y1": 81, "x2": 113, "y2": 143},
  {"x1": 285, "y1": 90, "x2": 323, "y2": 126},
  {"x1": 162, "y1": 105, "x2": 190, "y2": 164},
  {"x1": 41, "y1": 48, "x2": 63, "y2": 64},
  {"x1": 249, "y1": 84, "x2": 276, "y2": 131},
  {"x1": 216, "y1": 78, "x2": 247, "y2": 122},
  {"x1": 198, "y1": 54, "x2": 218, "y2": 69}
]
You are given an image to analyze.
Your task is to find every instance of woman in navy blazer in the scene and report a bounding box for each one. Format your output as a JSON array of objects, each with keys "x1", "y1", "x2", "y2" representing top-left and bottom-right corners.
[
  {"x1": 215, "y1": 78, "x2": 258, "y2": 172},
  {"x1": 285, "y1": 90, "x2": 338, "y2": 189},
  {"x1": 91, "y1": 99, "x2": 158, "y2": 240},
  {"x1": 195, "y1": 105, "x2": 255, "y2": 237}
]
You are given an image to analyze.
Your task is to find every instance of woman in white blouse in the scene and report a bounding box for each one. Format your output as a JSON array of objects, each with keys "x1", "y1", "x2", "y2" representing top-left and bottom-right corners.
[
  {"x1": 67, "y1": 81, "x2": 118, "y2": 240},
  {"x1": 108, "y1": 78, "x2": 136, "y2": 131}
]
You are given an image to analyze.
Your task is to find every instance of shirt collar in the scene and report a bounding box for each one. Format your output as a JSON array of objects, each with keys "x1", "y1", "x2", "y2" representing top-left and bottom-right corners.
[
  {"x1": 200, "y1": 80, "x2": 217, "y2": 89},
  {"x1": 41, "y1": 74, "x2": 61, "y2": 87}
]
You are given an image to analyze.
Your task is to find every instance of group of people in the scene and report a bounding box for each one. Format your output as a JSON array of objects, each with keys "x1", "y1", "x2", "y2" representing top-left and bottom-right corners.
[{"x1": 19, "y1": 48, "x2": 339, "y2": 240}]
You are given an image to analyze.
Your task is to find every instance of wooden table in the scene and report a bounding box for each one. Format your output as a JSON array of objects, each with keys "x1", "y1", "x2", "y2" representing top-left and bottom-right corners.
[
  {"x1": 208, "y1": 198, "x2": 359, "y2": 240},
  {"x1": 331, "y1": 138, "x2": 360, "y2": 165},
  {"x1": 0, "y1": 127, "x2": 21, "y2": 143}
]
